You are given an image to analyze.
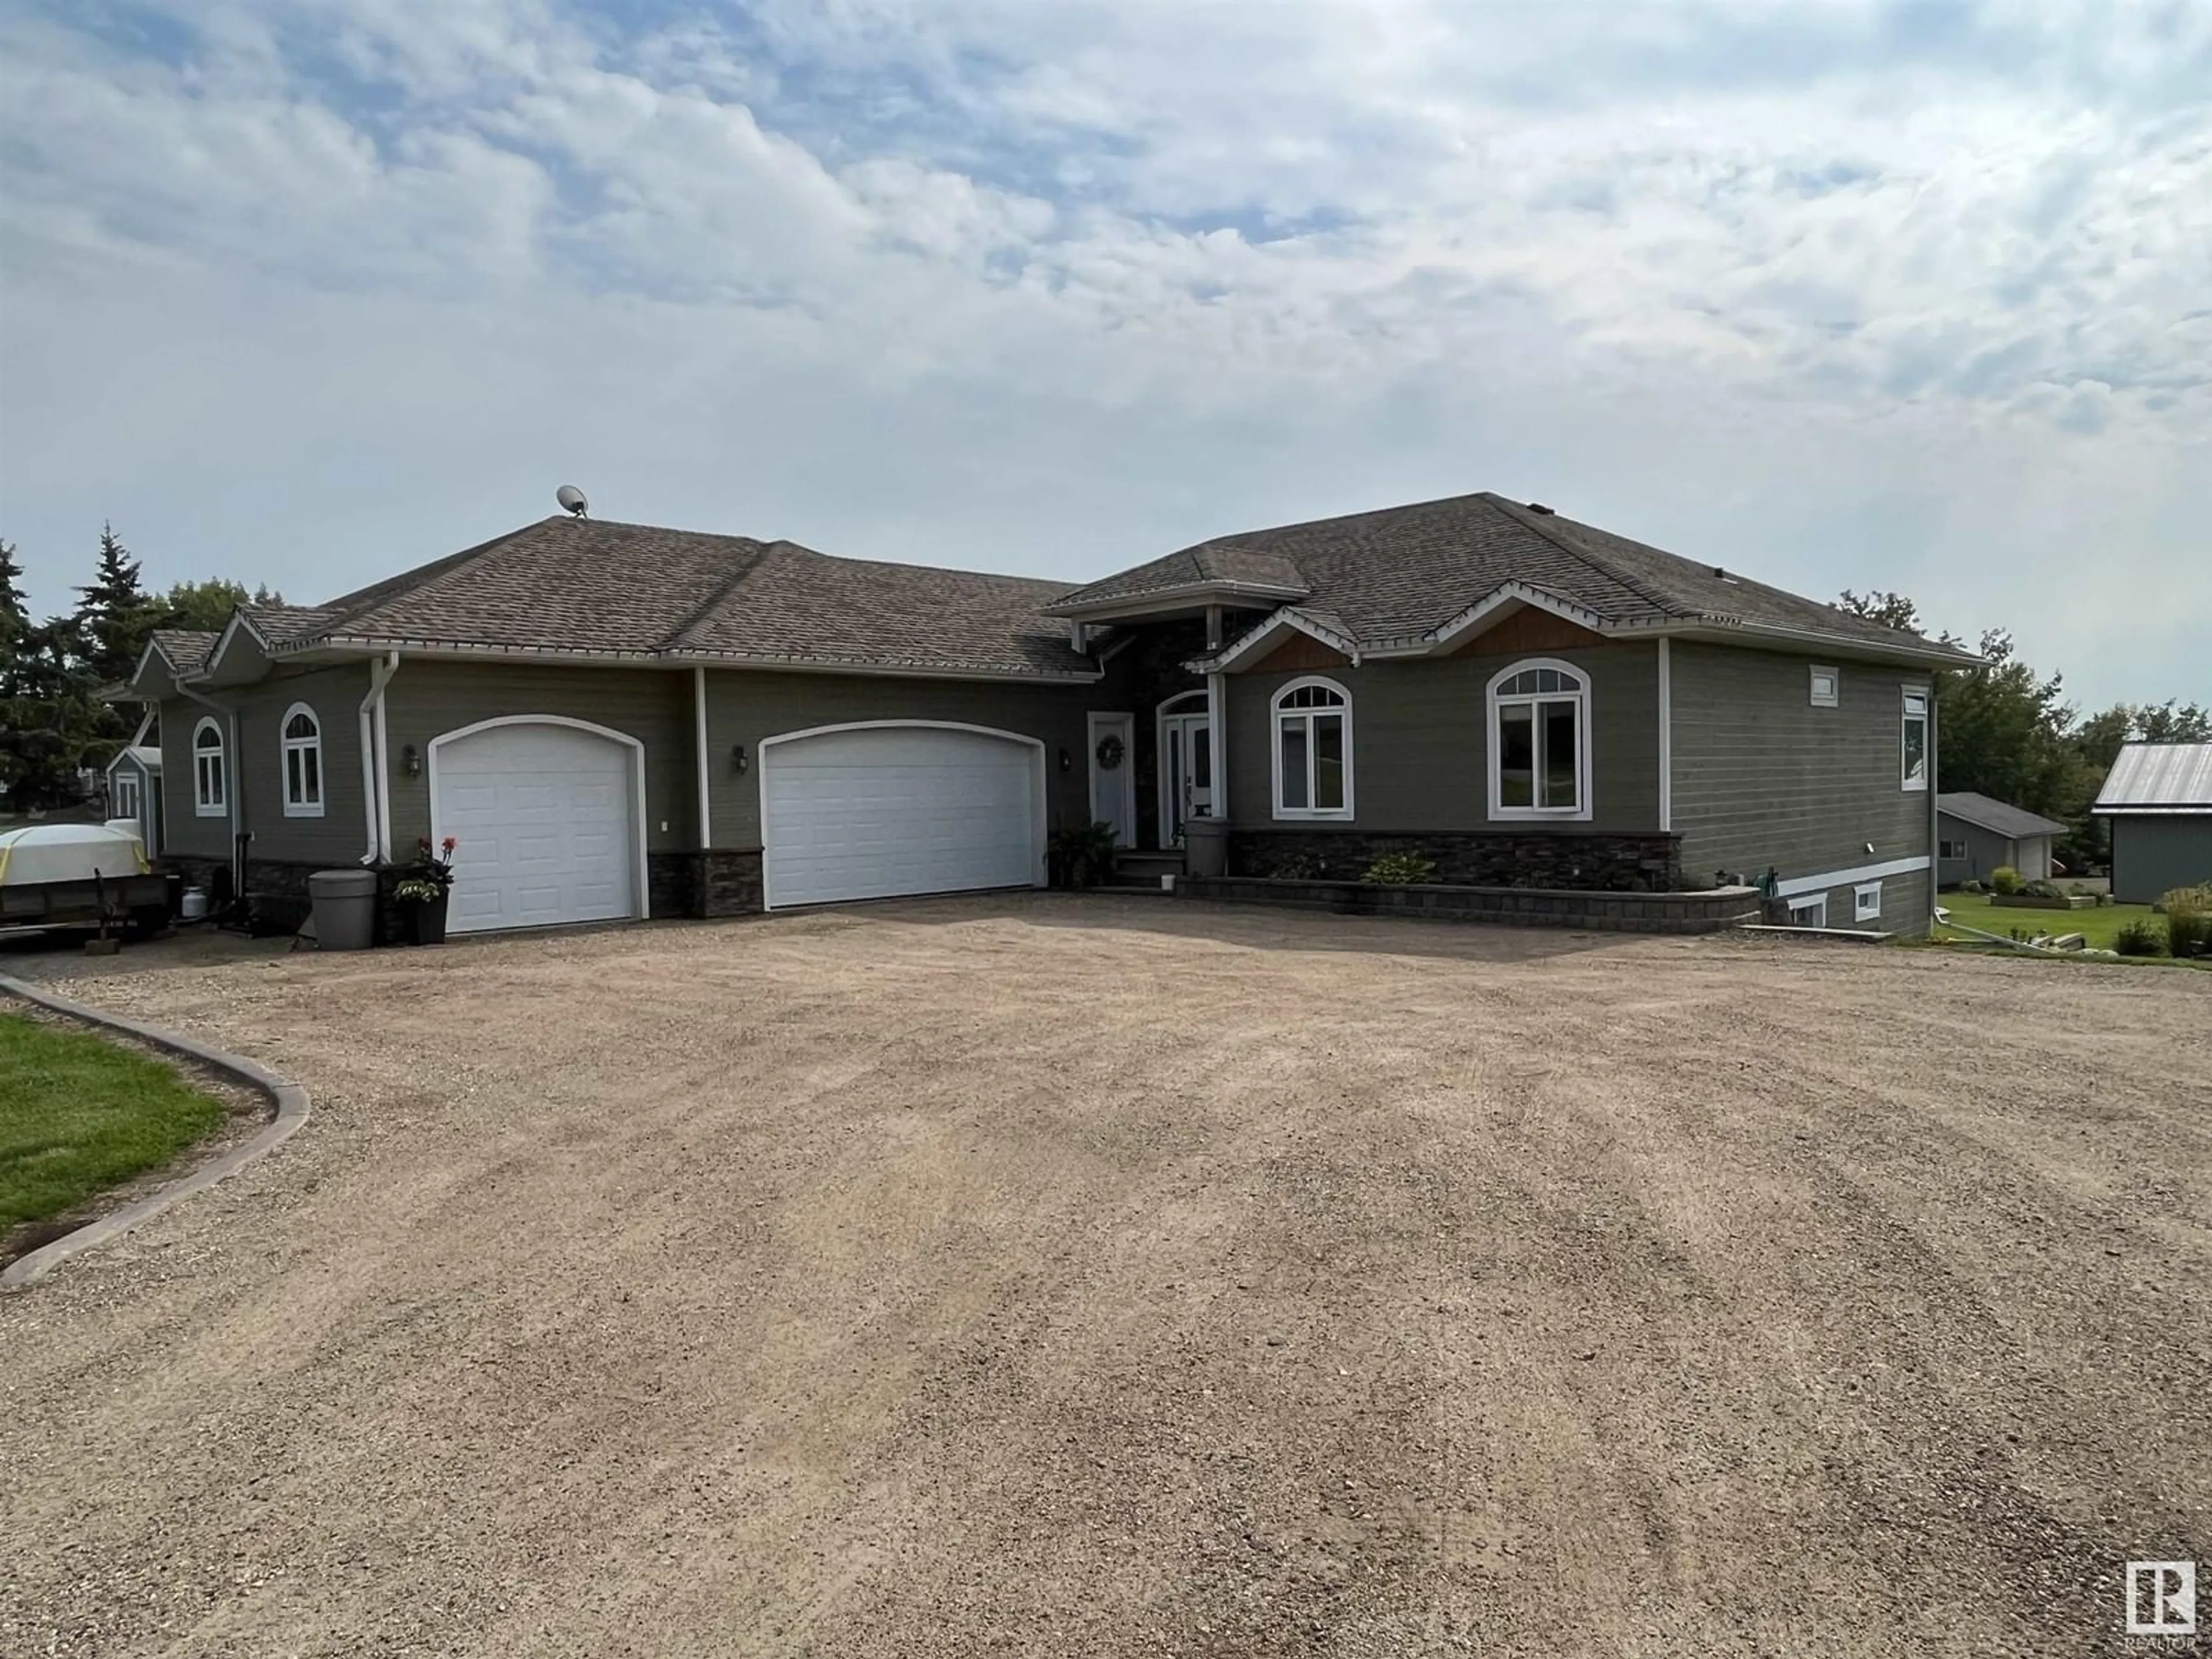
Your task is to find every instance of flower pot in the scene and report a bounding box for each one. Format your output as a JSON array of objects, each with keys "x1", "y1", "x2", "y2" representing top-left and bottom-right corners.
[{"x1": 403, "y1": 891, "x2": 450, "y2": 946}]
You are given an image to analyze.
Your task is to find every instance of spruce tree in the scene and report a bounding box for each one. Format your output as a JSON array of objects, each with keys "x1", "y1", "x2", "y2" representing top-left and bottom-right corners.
[{"x1": 74, "y1": 521, "x2": 160, "y2": 686}]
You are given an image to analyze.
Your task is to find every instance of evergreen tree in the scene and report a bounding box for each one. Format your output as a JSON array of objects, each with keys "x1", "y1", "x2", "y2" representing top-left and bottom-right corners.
[
  {"x1": 0, "y1": 537, "x2": 26, "y2": 660},
  {"x1": 73, "y1": 522, "x2": 161, "y2": 686}
]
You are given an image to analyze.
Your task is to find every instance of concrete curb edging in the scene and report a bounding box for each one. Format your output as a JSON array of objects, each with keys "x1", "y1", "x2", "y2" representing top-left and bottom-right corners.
[{"x1": 0, "y1": 973, "x2": 311, "y2": 1291}]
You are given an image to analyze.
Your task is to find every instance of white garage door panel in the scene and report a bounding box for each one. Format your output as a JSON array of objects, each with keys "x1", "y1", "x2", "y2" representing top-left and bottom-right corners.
[
  {"x1": 433, "y1": 722, "x2": 639, "y2": 934},
  {"x1": 764, "y1": 726, "x2": 1040, "y2": 908}
]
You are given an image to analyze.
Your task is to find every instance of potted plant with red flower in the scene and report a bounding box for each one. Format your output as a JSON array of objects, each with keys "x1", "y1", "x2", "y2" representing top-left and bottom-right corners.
[{"x1": 393, "y1": 835, "x2": 459, "y2": 945}]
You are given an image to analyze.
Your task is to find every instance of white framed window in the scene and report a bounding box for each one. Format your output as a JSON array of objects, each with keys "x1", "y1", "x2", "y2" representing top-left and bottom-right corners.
[
  {"x1": 1271, "y1": 676, "x2": 1352, "y2": 819},
  {"x1": 1809, "y1": 665, "x2": 1840, "y2": 707},
  {"x1": 1854, "y1": 881, "x2": 1882, "y2": 922},
  {"x1": 281, "y1": 702, "x2": 324, "y2": 817},
  {"x1": 1940, "y1": 838, "x2": 1969, "y2": 861},
  {"x1": 1787, "y1": 893, "x2": 1828, "y2": 927},
  {"x1": 112, "y1": 772, "x2": 141, "y2": 819},
  {"x1": 1901, "y1": 687, "x2": 1929, "y2": 791},
  {"x1": 192, "y1": 718, "x2": 227, "y2": 816},
  {"x1": 1487, "y1": 658, "x2": 1591, "y2": 820}
]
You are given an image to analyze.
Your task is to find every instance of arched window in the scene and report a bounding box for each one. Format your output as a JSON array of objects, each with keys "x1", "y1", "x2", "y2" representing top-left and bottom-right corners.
[
  {"x1": 1271, "y1": 676, "x2": 1353, "y2": 819},
  {"x1": 281, "y1": 703, "x2": 324, "y2": 816},
  {"x1": 1487, "y1": 658, "x2": 1590, "y2": 820},
  {"x1": 192, "y1": 718, "x2": 228, "y2": 817}
]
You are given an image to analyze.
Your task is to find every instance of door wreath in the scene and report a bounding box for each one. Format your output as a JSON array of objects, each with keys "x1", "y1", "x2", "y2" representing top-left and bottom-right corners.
[{"x1": 1094, "y1": 733, "x2": 1126, "y2": 770}]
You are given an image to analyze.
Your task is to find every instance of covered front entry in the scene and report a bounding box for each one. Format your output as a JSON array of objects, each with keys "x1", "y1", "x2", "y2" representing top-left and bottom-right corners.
[
  {"x1": 430, "y1": 717, "x2": 645, "y2": 934},
  {"x1": 759, "y1": 721, "x2": 1046, "y2": 909}
]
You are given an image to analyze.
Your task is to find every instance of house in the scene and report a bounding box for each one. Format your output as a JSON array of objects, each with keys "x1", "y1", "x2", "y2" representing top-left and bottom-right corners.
[
  {"x1": 1936, "y1": 791, "x2": 2070, "y2": 886},
  {"x1": 117, "y1": 491, "x2": 1971, "y2": 937},
  {"x1": 2093, "y1": 742, "x2": 2212, "y2": 903}
]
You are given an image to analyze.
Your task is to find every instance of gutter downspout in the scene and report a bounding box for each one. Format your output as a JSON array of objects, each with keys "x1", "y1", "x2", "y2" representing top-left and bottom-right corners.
[
  {"x1": 1657, "y1": 638, "x2": 1672, "y2": 834},
  {"x1": 174, "y1": 680, "x2": 244, "y2": 896},
  {"x1": 358, "y1": 652, "x2": 400, "y2": 865},
  {"x1": 1927, "y1": 685, "x2": 1940, "y2": 935},
  {"x1": 373, "y1": 652, "x2": 399, "y2": 866}
]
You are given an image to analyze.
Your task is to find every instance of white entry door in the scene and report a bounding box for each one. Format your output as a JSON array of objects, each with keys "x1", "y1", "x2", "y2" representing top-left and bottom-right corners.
[
  {"x1": 1157, "y1": 698, "x2": 1213, "y2": 846},
  {"x1": 761, "y1": 723, "x2": 1044, "y2": 909},
  {"x1": 431, "y1": 719, "x2": 641, "y2": 934},
  {"x1": 1088, "y1": 713, "x2": 1136, "y2": 848}
]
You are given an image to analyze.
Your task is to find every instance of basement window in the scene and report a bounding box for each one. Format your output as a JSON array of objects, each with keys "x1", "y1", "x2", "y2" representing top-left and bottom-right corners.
[
  {"x1": 1855, "y1": 882, "x2": 1882, "y2": 923},
  {"x1": 1786, "y1": 894, "x2": 1828, "y2": 927}
]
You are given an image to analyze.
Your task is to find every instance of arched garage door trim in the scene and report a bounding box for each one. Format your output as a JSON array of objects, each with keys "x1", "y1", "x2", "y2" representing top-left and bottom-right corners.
[
  {"x1": 757, "y1": 719, "x2": 1049, "y2": 911},
  {"x1": 427, "y1": 714, "x2": 651, "y2": 926}
]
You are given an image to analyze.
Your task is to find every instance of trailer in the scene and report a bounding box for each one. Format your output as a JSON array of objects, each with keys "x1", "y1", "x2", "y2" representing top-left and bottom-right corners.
[{"x1": 0, "y1": 823, "x2": 172, "y2": 938}]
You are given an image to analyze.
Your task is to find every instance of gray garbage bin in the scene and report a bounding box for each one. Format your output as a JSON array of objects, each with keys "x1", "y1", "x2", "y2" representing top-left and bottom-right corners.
[
  {"x1": 1184, "y1": 815, "x2": 1229, "y2": 878},
  {"x1": 309, "y1": 869, "x2": 379, "y2": 951}
]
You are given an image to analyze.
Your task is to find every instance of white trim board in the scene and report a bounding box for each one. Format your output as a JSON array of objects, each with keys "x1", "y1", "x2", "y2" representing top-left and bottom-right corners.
[
  {"x1": 1656, "y1": 637, "x2": 1672, "y2": 833},
  {"x1": 1774, "y1": 854, "x2": 1930, "y2": 899}
]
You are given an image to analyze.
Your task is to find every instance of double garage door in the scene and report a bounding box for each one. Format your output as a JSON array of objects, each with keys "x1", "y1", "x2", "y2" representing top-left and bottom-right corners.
[
  {"x1": 762, "y1": 725, "x2": 1043, "y2": 908},
  {"x1": 430, "y1": 718, "x2": 1041, "y2": 930}
]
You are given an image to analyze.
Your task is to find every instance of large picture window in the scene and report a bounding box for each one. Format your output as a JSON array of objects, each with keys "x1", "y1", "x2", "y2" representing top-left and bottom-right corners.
[
  {"x1": 1902, "y1": 687, "x2": 1930, "y2": 791},
  {"x1": 1271, "y1": 677, "x2": 1352, "y2": 819},
  {"x1": 192, "y1": 718, "x2": 227, "y2": 817},
  {"x1": 282, "y1": 703, "x2": 324, "y2": 816},
  {"x1": 1488, "y1": 659, "x2": 1590, "y2": 820}
]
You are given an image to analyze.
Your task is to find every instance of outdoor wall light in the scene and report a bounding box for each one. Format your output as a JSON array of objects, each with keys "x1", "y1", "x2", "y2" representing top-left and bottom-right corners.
[
  {"x1": 731, "y1": 744, "x2": 749, "y2": 775},
  {"x1": 402, "y1": 744, "x2": 421, "y2": 778},
  {"x1": 1058, "y1": 746, "x2": 1073, "y2": 774}
]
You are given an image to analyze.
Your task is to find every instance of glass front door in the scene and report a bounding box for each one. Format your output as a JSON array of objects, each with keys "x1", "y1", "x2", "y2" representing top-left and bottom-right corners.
[{"x1": 1160, "y1": 709, "x2": 1213, "y2": 845}]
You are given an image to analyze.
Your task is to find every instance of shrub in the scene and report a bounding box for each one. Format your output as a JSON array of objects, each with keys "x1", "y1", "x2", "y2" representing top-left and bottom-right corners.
[
  {"x1": 2160, "y1": 886, "x2": 2212, "y2": 958},
  {"x1": 1959, "y1": 878, "x2": 1986, "y2": 895},
  {"x1": 2020, "y1": 878, "x2": 2064, "y2": 900},
  {"x1": 1047, "y1": 821, "x2": 1121, "y2": 889},
  {"x1": 1988, "y1": 866, "x2": 2023, "y2": 896},
  {"x1": 1362, "y1": 850, "x2": 1438, "y2": 885},
  {"x1": 1270, "y1": 852, "x2": 1320, "y2": 881},
  {"x1": 2114, "y1": 917, "x2": 2166, "y2": 957}
]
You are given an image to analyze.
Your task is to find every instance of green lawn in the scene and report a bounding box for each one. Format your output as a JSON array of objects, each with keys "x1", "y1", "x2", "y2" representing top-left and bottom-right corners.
[
  {"x1": 1934, "y1": 891, "x2": 2158, "y2": 951},
  {"x1": 0, "y1": 1013, "x2": 228, "y2": 1232}
]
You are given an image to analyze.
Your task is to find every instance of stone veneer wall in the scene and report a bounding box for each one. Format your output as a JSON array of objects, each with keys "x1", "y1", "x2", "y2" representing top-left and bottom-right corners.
[
  {"x1": 1182, "y1": 875, "x2": 1762, "y2": 934},
  {"x1": 648, "y1": 849, "x2": 765, "y2": 919},
  {"x1": 1229, "y1": 828, "x2": 1684, "y2": 892}
]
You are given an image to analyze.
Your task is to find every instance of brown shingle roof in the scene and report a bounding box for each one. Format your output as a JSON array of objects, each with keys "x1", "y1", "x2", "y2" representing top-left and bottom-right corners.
[
  {"x1": 150, "y1": 628, "x2": 219, "y2": 676},
  {"x1": 278, "y1": 517, "x2": 1094, "y2": 677},
  {"x1": 1053, "y1": 491, "x2": 1965, "y2": 659}
]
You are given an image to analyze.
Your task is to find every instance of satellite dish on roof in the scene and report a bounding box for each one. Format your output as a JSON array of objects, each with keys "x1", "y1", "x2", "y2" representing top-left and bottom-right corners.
[{"x1": 555, "y1": 484, "x2": 589, "y2": 518}]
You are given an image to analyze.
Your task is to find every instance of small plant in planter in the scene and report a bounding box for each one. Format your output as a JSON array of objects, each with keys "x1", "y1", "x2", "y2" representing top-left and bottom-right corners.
[
  {"x1": 1988, "y1": 865, "x2": 2023, "y2": 896},
  {"x1": 395, "y1": 836, "x2": 458, "y2": 945},
  {"x1": 1047, "y1": 822, "x2": 1120, "y2": 889}
]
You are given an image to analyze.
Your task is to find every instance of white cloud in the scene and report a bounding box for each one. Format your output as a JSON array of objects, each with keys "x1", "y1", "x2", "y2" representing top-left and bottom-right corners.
[{"x1": 0, "y1": 0, "x2": 2206, "y2": 708}]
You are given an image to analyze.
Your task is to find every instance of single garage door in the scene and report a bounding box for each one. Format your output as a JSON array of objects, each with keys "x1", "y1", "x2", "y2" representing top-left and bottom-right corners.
[
  {"x1": 762, "y1": 724, "x2": 1042, "y2": 909},
  {"x1": 431, "y1": 720, "x2": 640, "y2": 934}
]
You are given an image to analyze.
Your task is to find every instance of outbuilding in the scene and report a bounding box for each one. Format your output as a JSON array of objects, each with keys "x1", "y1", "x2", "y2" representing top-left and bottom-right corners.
[{"x1": 2093, "y1": 742, "x2": 2212, "y2": 903}]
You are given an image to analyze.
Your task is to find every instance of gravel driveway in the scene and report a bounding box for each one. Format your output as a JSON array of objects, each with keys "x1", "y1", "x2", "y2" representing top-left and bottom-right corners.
[{"x1": 3, "y1": 897, "x2": 2208, "y2": 1657}]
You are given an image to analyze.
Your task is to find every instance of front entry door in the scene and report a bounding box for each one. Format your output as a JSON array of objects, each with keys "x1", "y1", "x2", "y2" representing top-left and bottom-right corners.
[
  {"x1": 1159, "y1": 709, "x2": 1213, "y2": 846},
  {"x1": 1088, "y1": 713, "x2": 1136, "y2": 847}
]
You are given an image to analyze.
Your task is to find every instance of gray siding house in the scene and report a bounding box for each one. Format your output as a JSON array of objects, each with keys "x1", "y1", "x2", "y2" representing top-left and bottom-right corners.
[
  {"x1": 119, "y1": 491, "x2": 1969, "y2": 937},
  {"x1": 1936, "y1": 791, "x2": 2070, "y2": 886},
  {"x1": 2094, "y1": 743, "x2": 2212, "y2": 903}
]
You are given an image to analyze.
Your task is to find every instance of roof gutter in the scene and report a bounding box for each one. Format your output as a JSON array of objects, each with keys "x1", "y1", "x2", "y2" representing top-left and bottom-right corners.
[{"x1": 1043, "y1": 578, "x2": 1312, "y2": 620}]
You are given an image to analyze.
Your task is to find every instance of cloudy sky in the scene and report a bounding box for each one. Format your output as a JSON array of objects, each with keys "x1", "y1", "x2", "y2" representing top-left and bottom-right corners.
[{"x1": 2, "y1": 0, "x2": 2206, "y2": 707}]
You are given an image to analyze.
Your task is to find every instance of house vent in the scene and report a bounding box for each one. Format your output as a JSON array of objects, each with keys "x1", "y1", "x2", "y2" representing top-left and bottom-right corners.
[
  {"x1": 1713, "y1": 565, "x2": 1739, "y2": 583},
  {"x1": 1525, "y1": 501, "x2": 1555, "y2": 515}
]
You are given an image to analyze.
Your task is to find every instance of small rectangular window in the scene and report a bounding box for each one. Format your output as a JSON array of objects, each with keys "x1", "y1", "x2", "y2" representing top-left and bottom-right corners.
[
  {"x1": 1901, "y1": 688, "x2": 1929, "y2": 791},
  {"x1": 1940, "y1": 839, "x2": 1968, "y2": 861},
  {"x1": 1809, "y1": 666, "x2": 1839, "y2": 707},
  {"x1": 1855, "y1": 882, "x2": 1881, "y2": 922},
  {"x1": 1787, "y1": 893, "x2": 1828, "y2": 927}
]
